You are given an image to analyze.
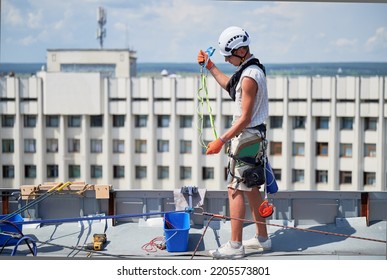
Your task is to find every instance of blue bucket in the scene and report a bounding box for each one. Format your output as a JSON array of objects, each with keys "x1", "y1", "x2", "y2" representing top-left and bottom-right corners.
[
  {"x1": 164, "y1": 212, "x2": 190, "y2": 252},
  {"x1": 0, "y1": 214, "x2": 24, "y2": 246}
]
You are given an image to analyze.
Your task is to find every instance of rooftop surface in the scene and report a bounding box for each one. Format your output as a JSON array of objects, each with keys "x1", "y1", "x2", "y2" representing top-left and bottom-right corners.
[{"x1": 1, "y1": 213, "x2": 386, "y2": 260}]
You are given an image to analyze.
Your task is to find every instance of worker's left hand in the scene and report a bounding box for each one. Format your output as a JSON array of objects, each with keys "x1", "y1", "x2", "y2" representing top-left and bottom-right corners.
[
  {"x1": 206, "y1": 138, "x2": 224, "y2": 155},
  {"x1": 197, "y1": 50, "x2": 214, "y2": 70}
]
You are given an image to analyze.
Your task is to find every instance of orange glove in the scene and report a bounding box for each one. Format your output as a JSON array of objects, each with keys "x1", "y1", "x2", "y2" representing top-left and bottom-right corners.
[
  {"x1": 206, "y1": 138, "x2": 225, "y2": 155},
  {"x1": 197, "y1": 50, "x2": 214, "y2": 70}
]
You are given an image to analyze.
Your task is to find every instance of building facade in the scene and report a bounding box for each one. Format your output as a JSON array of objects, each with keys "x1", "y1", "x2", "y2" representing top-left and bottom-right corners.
[{"x1": 0, "y1": 50, "x2": 386, "y2": 191}]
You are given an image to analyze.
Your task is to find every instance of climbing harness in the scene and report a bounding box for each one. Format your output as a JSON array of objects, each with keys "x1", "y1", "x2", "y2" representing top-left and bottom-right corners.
[
  {"x1": 196, "y1": 47, "x2": 218, "y2": 148},
  {"x1": 258, "y1": 138, "x2": 274, "y2": 218}
]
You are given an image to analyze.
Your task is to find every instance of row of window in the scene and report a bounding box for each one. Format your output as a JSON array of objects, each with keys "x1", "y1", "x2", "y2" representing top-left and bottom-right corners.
[
  {"x1": 1, "y1": 164, "x2": 376, "y2": 186},
  {"x1": 270, "y1": 142, "x2": 377, "y2": 157},
  {"x1": 1, "y1": 139, "x2": 199, "y2": 154},
  {"x1": 292, "y1": 169, "x2": 376, "y2": 186},
  {"x1": 0, "y1": 114, "x2": 380, "y2": 131},
  {"x1": 1, "y1": 138, "x2": 377, "y2": 157},
  {"x1": 1, "y1": 165, "x2": 215, "y2": 180}
]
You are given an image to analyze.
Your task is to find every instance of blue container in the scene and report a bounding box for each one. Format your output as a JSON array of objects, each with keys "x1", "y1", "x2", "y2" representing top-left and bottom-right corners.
[
  {"x1": 164, "y1": 212, "x2": 190, "y2": 252},
  {"x1": 0, "y1": 214, "x2": 24, "y2": 246},
  {"x1": 265, "y1": 161, "x2": 279, "y2": 194}
]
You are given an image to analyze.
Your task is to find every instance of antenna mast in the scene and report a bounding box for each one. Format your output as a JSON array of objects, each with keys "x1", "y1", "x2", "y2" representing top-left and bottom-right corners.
[{"x1": 96, "y1": 7, "x2": 107, "y2": 49}]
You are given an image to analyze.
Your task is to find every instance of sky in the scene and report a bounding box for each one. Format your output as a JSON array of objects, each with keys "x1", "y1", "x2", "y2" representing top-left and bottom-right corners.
[{"x1": 1, "y1": 0, "x2": 387, "y2": 64}]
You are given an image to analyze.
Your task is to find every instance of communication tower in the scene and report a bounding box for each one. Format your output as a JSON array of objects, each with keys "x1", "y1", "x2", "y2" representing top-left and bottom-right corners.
[{"x1": 96, "y1": 7, "x2": 107, "y2": 49}]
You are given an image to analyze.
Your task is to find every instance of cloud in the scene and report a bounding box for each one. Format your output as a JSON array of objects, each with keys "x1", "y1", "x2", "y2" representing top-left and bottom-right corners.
[
  {"x1": 27, "y1": 9, "x2": 43, "y2": 29},
  {"x1": 365, "y1": 27, "x2": 387, "y2": 51},
  {"x1": 333, "y1": 38, "x2": 358, "y2": 48},
  {"x1": 4, "y1": 1, "x2": 24, "y2": 27}
]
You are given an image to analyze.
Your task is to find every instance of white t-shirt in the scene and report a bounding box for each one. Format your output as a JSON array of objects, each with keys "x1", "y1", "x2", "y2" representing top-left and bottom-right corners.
[{"x1": 232, "y1": 56, "x2": 269, "y2": 128}]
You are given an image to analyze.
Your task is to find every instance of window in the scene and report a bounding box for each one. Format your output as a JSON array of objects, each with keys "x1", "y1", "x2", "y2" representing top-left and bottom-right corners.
[
  {"x1": 68, "y1": 115, "x2": 81, "y2": 127},
  {"x1": 113, "y1": 115, "x2": 125, "y2": 127},
  {"x1": 270, "y1": 116, "x2": 283, "y2": 129},
  {"x1": 90, "y1": 139, "x2": 103, "y2": 153},
  {"x1": 340, "y1": 143, "x2": 352, "y2": 157},
  {"x1": 135, "y1": 115, "x2": 148, "y2": 127},
  {"x1": 46, "y1": 115, "x2": 59, "y2": 127},
  {"x1": 292, "y1": 169, "x2": 304, "y2": 183},
  {"x1": 113, "y1": 165, "x2": 125, "y2": 178},
  {"x1": 339, "y1": 171, "x2": 352, "y2": 184},
  {"x1": 202, "y1": 167, "x2": 214, "y2": 180},
  {"x1": 47, "y1": 165, "x2": 59, "y2": 178},
  {"x1": 68, "y1": 138, "x2": 80, "y2": 153},
  {"x1": 341, "y1": 117, "x2": 353, "y2": 130},
  {"x1": 46, "y1": 138, "x2": 58, "y2": 153},
  {"x1": 2, "y1": 165, "x2": 14, "y2": 178},
  {"x1": 224, "y1": 116, "x2": 233, "y2": 129},
  {"x1": 69, "y1": 165, "x2": 81, "y2": 178},
  {"x1": 24, "y1": 115, "x2": 37, "y2": 127},
  {"x1": 157, "y1": 166, "x2": 169, "y2": 179},
  {"x1": 180, "y1": 116, "x2": 193, "y2": 128},
  {"x1": 25, "y1": 165, "x2": 36, "y2": 178},
  {"x1": 364, "y1": 172, "x2": 376, "y2": 186},
  {"x1": 157, "y1": 115, "x2": 170, "y2": 128},
  {"x1": 364, "y1": 144, "x2": 376, "y2": 157},
  {"x1": 294, "y1": 116, "x2": 306, "y2": 129},
  {"x1": 24, "y1": 139, "x2": 36, "y2": 153},
  {"x1": 113, "y1": 139, "x2": 125, "y2": 153},
  {"x1": 203, "y1": 115, "x2": 215, "y2": 128},
  {"x1": 273, "y1": 169, "x2": 282, "y2": 181},
  {"x1": 2, "y1": 139, "x2": 14, "y2": 153},
  {"x1": 316, "y1": 142, "x2": 328, "y2": 156},
  {"x1": 135, "y1": 166, "x2": 147, "y2": 179},
  {"x1": 316, "y1": 170, "x2": 328, "y2": 183},
  {"x1": 135, "y1": 139, "x2": 147, "y2": 153},
  {"x1": 157, "y1": 140, "x2": 169, "y2": 153},
  {"x1": 292, "y1": 142, "x2": 305, "y2": 156},
  {"x1": 180, "y1": 166, "x2": 192, "y2": 180},
  {"x1": 1, "y1": 115, "x2": 15, "y2": 127},
  {"x1": 270, "y1": 142, "x2": 282, "y2": 155},
  {"x1": 365, "y1": 117, "x2": 377, "y2": 131},
  {"x1": 90, "y1": 115, "x2": 103, "y2": 127},
  {"x1": 91, "y1": 165, "x2": 103, "y2": 178},
  {"x1": 316, "y1": 117, "x2": 329, "y2": 129},
  {"x1": 180, "y1": 140, "x2": 192, "y2": 154}
]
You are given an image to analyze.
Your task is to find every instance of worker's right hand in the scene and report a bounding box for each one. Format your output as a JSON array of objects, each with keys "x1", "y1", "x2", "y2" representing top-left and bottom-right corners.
[
  {"x1": 206, "y1": 138, "x2": 224, "y2": 155},
  {"x1": 197, "y1": 50, "x2": 214, "y2": 70}
]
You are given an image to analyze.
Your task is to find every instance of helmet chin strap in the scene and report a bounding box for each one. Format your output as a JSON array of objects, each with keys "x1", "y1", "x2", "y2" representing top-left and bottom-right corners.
[{"x1": 231, "y1": 47, "x2": 249, "y2": 66}]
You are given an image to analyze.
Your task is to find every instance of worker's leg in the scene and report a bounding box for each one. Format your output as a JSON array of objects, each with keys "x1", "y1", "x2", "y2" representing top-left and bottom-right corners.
[
  {"x1": 246, "y1": 187, "x2": 268, "y2": 238},
  {"x1": 228, "y1": 188, "x2": 246, "y2": 242}
]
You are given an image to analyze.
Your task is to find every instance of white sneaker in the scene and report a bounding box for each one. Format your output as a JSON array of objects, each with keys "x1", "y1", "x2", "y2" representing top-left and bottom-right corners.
[
  {"x1": 208, "y1": 241, "x2": 245, "y2": 259},
  {"x1": 243, "y1": 235, "x2": 272, "y2": 251}
]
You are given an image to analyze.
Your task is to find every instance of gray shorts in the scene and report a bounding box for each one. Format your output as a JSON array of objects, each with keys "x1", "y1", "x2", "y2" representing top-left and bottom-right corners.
[{"x1": 227, "y1": 128, "x2": 265, "y2": 191}]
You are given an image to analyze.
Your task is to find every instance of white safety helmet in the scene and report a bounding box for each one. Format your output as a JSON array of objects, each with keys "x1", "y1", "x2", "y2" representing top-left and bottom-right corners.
[{"x1": 218, "y1": 26, "x2": 250, "y2": 56}]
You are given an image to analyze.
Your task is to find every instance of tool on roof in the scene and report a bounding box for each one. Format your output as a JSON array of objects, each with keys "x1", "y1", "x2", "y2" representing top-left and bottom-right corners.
[{"x1": 86, "y1": 233, "x2": 107, "y2": 251}]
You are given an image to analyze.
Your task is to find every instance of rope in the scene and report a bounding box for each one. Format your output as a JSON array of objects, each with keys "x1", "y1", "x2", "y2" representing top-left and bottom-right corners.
[
  {"x1": 1, "y1": 182, "x2": 71, "y2": 221},
  {"x1": 196, "y1": 211, "x2": 386, "y2": 244},
  {"x1": 196, "y1": 67, "x2": 218, "y2": 149},
  {"x1": 191, "y1": 215, "x2": 215, "y2": 259},
  {"x1": 9, "y1": 209, "x2": 188, "y2": 226}
]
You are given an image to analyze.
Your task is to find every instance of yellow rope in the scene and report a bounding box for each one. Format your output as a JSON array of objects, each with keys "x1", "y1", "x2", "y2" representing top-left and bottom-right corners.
[{"x1": 196, "y1": 69, "x2": 218, "y2": 149}]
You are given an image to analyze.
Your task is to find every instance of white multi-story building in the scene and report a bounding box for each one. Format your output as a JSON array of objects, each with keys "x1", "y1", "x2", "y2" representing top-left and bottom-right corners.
[{"x1": 0, "y1": 49, "x2": 386, "y2": 191}]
